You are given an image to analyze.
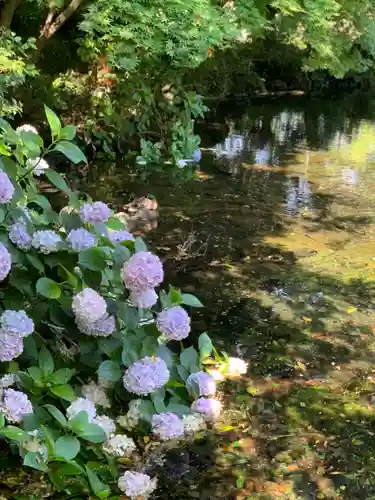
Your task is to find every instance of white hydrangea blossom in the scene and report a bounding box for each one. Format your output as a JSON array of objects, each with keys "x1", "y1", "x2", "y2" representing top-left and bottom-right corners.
[
  {"x1": 72, "y1": 288, "x2": 107, "y2": 323},
  {"x1": 182, "y1": 413, "x2": 207, "y2": 436},
  {"x1": 0, "y1": 374, "x2": 16, "y2": 388},
  {"x1": 16, "y1": 124, "x2": 38, "y2": 134},
  {"x1": 26, "y1": 157, "x2": 49, "y2": 176},
  {"x1": 32, "y1": 230, "x2": 62, "y2": 253},
  {"x1": 118, "y1": 471, "x2": 157, "y2": 499},
  {"x1": 66, "y1": 397, "x2": 96, "y2": 423},
  {"x1": 117, "y1": 399, "x2": 142, "y2": 430},
  {"x1": 226, "y1": 356, "x2": 248, "y2": 377},
  {"x1": 93, "y1": 415, "x2": 116, "y2": 439},
  {"x1": 82, "y1": 381, "x2": 110, "y2": 408},
  {"x1": 102, "y1": 434, "x2": 136, "y2": 457}
]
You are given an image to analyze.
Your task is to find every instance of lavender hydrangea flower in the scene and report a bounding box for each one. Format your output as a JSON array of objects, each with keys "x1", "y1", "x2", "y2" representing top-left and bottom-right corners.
[
  {"x1": 129, "y1": 288, "x2": 158, "y2": 309},
  {"x1": 122, "y1": 251, "x2": 163, "y2": 291},
  {"x1": 1, "y1": 389, "x2": 32, "y2": 422},
  {"x1": 108, "y1": 230, "x2": 134, "y2": 245},
  {"x1": 67, "y1": 228, "x2": 96, "y2": 252},
  {"x1": 1, "y1": 310, "x2": 34, "y2": 337},
  {"x1": 9, "y1": 222, "x2": 32, "y2": 250},
  {"x1": 0, "y1": 243, "x2": 11, "y2": 281},
  {"x1": 193, "y1": 149, "x2": 202, "y2": 162},
  {"x1": 118, "y1": 471, "x2": 157, "y2": 499},
  {"x1": 123, "y1": 356, "x2": 169, "y2": 395},
  {"x1": 80, "y1": 201, "x2": 110, "y2": 224},
  {"x1": 0, "y1": 172, "x2": 14, "y2": 203},
  {"x1": 16, "y1": 124, "x2": 38, "y2": 134},
  {"x1": 72, "y1": 288, "x2": 107, "y2": 323},
  {"x1": 151, "y1": 412, "x2": 184, "y2": 440},
  {"x1": 156, "y1": 306, "x2": 190, "y2": 341},
  {"x1": 186, "y1": 371, "x2": 216, "y2": 397},
  {"x1": 66, "y1": 397, "x2": 96, "y2": 422},
  {"x1": 0, "y1": 331, "x2": 23, "y2": 361},
  {"x1": 191, "y1": 397, "x2": 222, "y2": 421},
  {"x1": 32, "y1": 230, "x2": 61, "y2": 253},
  {"x1": 77, "y1": 313, "x2": 115, "y2": 338},
  {"x1": 26, "y1": 157, "x2": 49, "y2": 176}
]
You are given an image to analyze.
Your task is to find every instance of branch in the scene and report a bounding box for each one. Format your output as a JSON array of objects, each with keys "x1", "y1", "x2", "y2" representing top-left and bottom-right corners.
[
  {"x1": 37, "y1": 0, "x2": 84, "y2": 48},
  {"x1": 0, "y1": 0, "x2": 22, "y2": 27}
]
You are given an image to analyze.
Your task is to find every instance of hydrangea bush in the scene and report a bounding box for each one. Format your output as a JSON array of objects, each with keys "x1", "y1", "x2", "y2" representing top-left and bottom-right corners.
[{"x1": 0, "y1": 106, "x2": 245, "y2": 499}]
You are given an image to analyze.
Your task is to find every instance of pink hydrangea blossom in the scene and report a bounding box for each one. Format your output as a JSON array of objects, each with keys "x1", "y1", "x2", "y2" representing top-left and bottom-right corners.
[
  {"x1": 151, "y1": 412, "x2": 184, "y2": 440},
  {"x1": 186, "y1": 371, "x2": 216, "y2": 397},
  {"x1": 129, "y1": 288, "x2": 158, "y2": 308},
  {"x1": 0, "y1": 331, "x2": 23, "y2": 361},
  {"x1": 123, "y1": 356, "x2": 169, "y2": 395},
  {"x1": 80, "y1": 201, "x2": 110, "y2": 224},
  {"x1": 122, "y1": 251, "x2": 163, "y2": 291},
  {"x1": 191, "y1": 397, "x2": 222, "y2": 421},
  {"x1": 0, "y1": 243, "x2": 11, "y2": 281},
  {"x1": 156, "y1": 306, "x2": 190, "y2": 340},
  {"x1": 72, "y1": 288, "x2": 107, "y2": 323},
  {"x1": 0, "y1": 172, "x2": 14, "y2": 203},
  {"x1": 1, "y1": 389, "x2": 32, "y2": 422}
]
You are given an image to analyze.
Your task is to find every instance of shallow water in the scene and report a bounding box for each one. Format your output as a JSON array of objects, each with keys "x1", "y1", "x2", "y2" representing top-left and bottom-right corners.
[{"x1": 84, "y1": 93, "x2": 375, "y2": 499}]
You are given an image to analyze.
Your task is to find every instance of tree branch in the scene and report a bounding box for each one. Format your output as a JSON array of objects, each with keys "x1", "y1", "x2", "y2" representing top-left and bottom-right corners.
[{"x1": 0, "y1": 0, "x2": 22, "y2": 27}]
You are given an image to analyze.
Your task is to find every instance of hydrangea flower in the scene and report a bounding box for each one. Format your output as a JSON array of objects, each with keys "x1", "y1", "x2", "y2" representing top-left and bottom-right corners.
[
  {"x1": 118, "y1": 471, "x2": 157, "y2": 499},
  {"x1": 182, "y1": 412, "x2": 207, "y2": 435},
  {"x1": 122, "y1": 251, "x2": 163, "y2": 291},
  {"x1": 191, "y1": 397, "x2": 222, "y2": 421},
  {"x1": 156, "y1": 306, "x2": 190, "y2": 341},
  {"x1": 76, "y1": 314, "x2": 115, "y2": 337},
  {"x1": 186, "y1": 371, "x2": 216, "y2": 397},
  {"x1": 66, "y1": 397, "x2": 96, "y2": 423},
  {"x1": 72, "y1": 288, "x2": 107, "y2": 323},
  {"x1": 117, "y1": 399, "x2": 142, "y2": 430},
  {"x1": 32, "y1": 230, "x2": 61, "y2": 253},
  {"x1": 193, "y1": 148, "x2": 202, "y2": 162},
  {"x1": 108, "y1": 230, "x2": 134, "y2": 244},
  {"x1": 82, "y1": 381, "x2": 110, "y2": 408},
  {"x1": 26, "y1": 157, "x2": 49, "y2": 176},
  {"x1": 1, "y1": 310, "x2": 34, "y2": 337},
  {"x1": 0, "y1": 331, "x2": 23, "y2": 361},
  {"x1": 1, "y1": 389, "x2": 32, "y2": 422},
  {"x1": 0, "y1": 374, "x2": 16, "y2": 388},
  {"x1": 151, "y1": 412, "x2": 184, "y2": 440},
  {"x1": 16, "y1": 124, "x2": 38, "y2": 134},
  {"x1": 226, "y1": 357, "x2": 248, "y2": 377},
  {"x1": 80, "y1": 201, "x2": 110, "y2": 224},
  {"x1": 129, "y1": 288, "x2": 158, "y2": 309},
  {"x1": 9, "y1": 222, "x2": 32, "y2": 250},
  {"x1": 102, "y1": 435, "x2": 137, "y2": 457},
  {"x1": 93, "y1": 415, "x2": 116, "y2": 439},
  {"x1": 0, "y1": 172, "x2": 14, "y2": 203},
  {"x1": 123, "y1": 356, "x2": 169, "y2": 395},
  {"x1": 67, "y1": 228, "x2": 96, "y2": 252},
  {"x1": 0, "y1": 243, "x2": 11, "y2": 281}
]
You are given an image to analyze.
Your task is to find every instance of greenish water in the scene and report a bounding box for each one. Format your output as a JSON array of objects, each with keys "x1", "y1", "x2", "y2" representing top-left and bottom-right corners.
[{"x1": 82, "y1": 93, "x2": 375, "y2": 499}]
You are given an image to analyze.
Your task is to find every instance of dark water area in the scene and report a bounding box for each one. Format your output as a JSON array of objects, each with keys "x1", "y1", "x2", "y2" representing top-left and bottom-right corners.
[{"x1": 80, "y1": 92, "x2": 375, "y2": 499}]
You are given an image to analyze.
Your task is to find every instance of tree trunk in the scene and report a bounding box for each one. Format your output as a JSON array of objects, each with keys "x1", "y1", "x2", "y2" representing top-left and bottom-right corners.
[
  {"x1": 36, "y1": 0, "x2": 85, "y2": 51},
  {"x1": 0, "y1": 0, "x2": 22, "y2": 28}
]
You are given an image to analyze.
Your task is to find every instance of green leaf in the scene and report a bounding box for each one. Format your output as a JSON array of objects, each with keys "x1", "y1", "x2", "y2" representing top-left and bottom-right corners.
[
  {"x1": 24, "y1": 451, "x2": 48, "y2": 472},
  {"x1": 69, "y1": 410, "x2": 89, "y2": 434},
  {"x1": 181, "y1": 293, "x2": 203, "y2": 308},
  {"x1": 83, "y1": 268, "x2": 102, "y2": 288},
  {"x1": 54, "y1": 141, "x2": 87, "y2": 164},
  {"x1": 1, "y1": 426, "x2": 28, "y2": 442},
  {"x1": 39, "y1": 346, "x2": 54, "y2": 375},
  {"x1": 106, "y1": 218, "x2": 125, "y2": 230},
  {"x1": 198, "y1": 333, "x2": 213, "y2": 358},
  {"x1": 0, "y1": 414, "x2": 4, "y2": 428},
  {"x1": 44, "y1": 169, "x2": 72, "y2": 197},
  {"x1": 27, "y1": 366, "x2": 44, "y2": 385},
  {"x1": 58, "y1": 461, "x2": 85, "y2": 475},
  {"x1": 51, "y1": 384, "x2": 76, "y2": 402},
  {"x1": 50, "y1": 368, "x2": 75, "y2": 385},
  {"x1": 138, "y1": 400, "x2": 156, "y2": 423},
  {"x1": 134, "y1": 237, "x2": 147, "y2": 252},
  {"x1": 0, "y1": 208, "x2": 5, "y2": 224},
  {"x1": 55, "y1": 436, "x2": 80, "y2": 460},
  {"x1": 113, "y1": 246, "x2": 131, "y2": 267},
  {"x1": 36, "y1": 277, "x2": 61, "y2": 299},
  {"x1": 44, "y1": 405, "x2": 67, "y2": 427},
  {"x1": 156, "y1": 345, "x2": 174, "y2": 368},
  {"x1": 180, "y1": 346, "x2": 199, "y2": 371},
  {"x1": 85, "y1": 466, "x2": 110, "y2": 499},
  {"x1": 79, "y1": 423, "x2": 106, "y2": 443},
  {"x1": 25, "y1": 254, "x2": 44, "y2": 273},
  {"x1": 177, "y1": 364, "x2": 189, "y2": 382},
  {"x1": 166, "y1": 403, "x2": 192, "y2": 416},
  {"x1": 98, "y1": 337, "x2": 122, "y2": 357},
  {"x1": 98, "y1": 360, "x2": 121, "y2": 382},
  {"x1": 151, "y1": 390, "x2": 166, "y2": 413},
  {"x1": 60, "y1": 125, "x2": 76, "y2": 141},
  {"x1": 79, "y1": 247, "x2": 107, "y2": 271},
  {"x1": 45, "y1": 105, "x2": 62, "y2": 140}
]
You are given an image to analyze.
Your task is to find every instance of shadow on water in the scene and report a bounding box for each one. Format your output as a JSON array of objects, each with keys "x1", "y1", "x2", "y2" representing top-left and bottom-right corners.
[{"x1": 79, "y1": 93, "x2": 375, "y2": 499}]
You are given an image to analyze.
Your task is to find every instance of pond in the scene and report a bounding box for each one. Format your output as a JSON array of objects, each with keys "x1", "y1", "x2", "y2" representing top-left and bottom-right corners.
[{"x1": 81, "y1": 92, "x2": 375, "y2": 499}]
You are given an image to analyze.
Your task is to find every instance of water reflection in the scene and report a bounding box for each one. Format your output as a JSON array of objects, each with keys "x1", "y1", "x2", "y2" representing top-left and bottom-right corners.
[{"x1": 284, "y1": 176, "x2": 312, "y2": 216}]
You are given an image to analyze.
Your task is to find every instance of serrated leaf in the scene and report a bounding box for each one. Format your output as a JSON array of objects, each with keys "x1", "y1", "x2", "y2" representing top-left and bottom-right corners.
[
  {"x1": 50, "y1": 368, "x2": 75, "y2": 385},
  {"x1": 36, "y1": 277, "x2": 61, "y2": 299},
  {"x1": 181, "y1": 293, "x2": 203, "y2": 308},
  {"x1": 50, "y1": 384, "x2": 76, "y2": 402},
  {"x1": 54, "y1": 141, "x2": 87, "y2": 164},
  {"x1": 55, "y1": 436, "x2": 80, "y2": 460},
  {"x1": 98, "y1": 360, "x2": 121, "y2": 382},
  {"x1": 45, "y1": 105, "x2": 62, "y2": 140},
  {"x1": 39, "y1": 346, "x2": 54, "y2": 375}
]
